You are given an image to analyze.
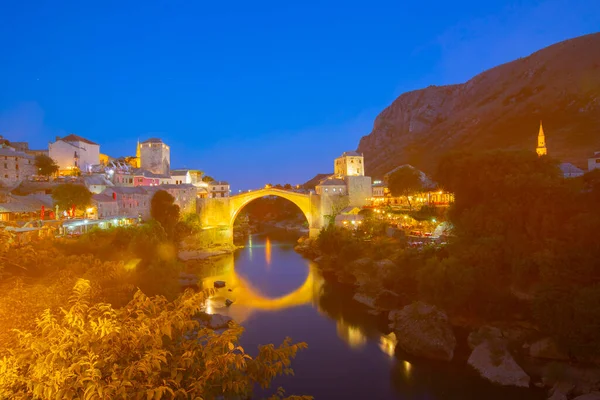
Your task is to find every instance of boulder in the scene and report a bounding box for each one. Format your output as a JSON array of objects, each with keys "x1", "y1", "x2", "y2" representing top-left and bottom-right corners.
[
  {"x1": 314, "y1": 256, "x2": 325, "y2": 263},
  {"x1": 530, "y1": 337, "x2": 569, "y2": 361},
  {"x1": 225, "y1": 299, "x2": 234, "y2": 307},
  {"x1": 468, "y1": 337, "x2": 530, "y2": 388},
  {"x1": 214, "y1": 280, "x2": 226, "y2": 289},
  {"x1": 388, "y1": 302, "x2": 456, "y2": 361},
  {"x1": 353, "y1": 293, "x2": 376, "y2": 308},
  {"x1": 207, "y1": 314, "x2": 233, "y2": 329},
  {"x1": 547, "y1": 381, "x2": 575, "y2": 400},
  {"x1": 468, "y1": 326, "x2": 503, "y2": 350}
]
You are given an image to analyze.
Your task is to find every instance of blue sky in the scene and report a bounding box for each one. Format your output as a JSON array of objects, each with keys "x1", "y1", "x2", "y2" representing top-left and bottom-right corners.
[{"x1": 1, "y1": 0, "x2": 598, "y2": 190}]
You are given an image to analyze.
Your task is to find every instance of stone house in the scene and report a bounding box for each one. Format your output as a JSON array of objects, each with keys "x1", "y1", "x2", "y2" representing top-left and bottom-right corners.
[
  {"x1": 157, "y1": 184, "x2": 198, "y2": 214},
  {"x1": 208, "y1": 181, "x2": 230, "y2": 198},
  {"x1": 92, "y1": 193, "x2": 119, "y2": 219},
  {"x1": 101, "y1": 187, "x2": 153, "y2": 219},
  {"x1": 588, "y1": 151, "x2": 600, "y2": 172},
  {"x1": 0, "y1": 145, "x2": 36, "y2": 187}
]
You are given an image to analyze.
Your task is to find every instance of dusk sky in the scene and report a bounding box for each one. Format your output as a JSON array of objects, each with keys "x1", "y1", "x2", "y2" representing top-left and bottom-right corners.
[{"x1": 1, "y1": 0, "x2": 599, "y2": 190}]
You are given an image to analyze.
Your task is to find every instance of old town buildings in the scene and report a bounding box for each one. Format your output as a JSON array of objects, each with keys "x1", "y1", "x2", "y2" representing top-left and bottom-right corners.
[
  {"x1": 49, "y1": 134, "x2": 100, "y2": 173},
  {"x1": 0, "y1": 145, "x2": 36, "y2": 187}
]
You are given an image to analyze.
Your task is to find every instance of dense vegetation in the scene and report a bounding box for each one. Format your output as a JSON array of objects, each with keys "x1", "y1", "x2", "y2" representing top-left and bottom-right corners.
[
  {"x1": 0, "y1": 198, "x2": 309, "y2": 398},
  {"x1": 317, "y1": 150, "x2": 600, "y2": 358}
]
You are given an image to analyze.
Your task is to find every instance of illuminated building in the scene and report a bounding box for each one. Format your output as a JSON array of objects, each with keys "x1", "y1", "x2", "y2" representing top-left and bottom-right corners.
[
  {"x1": 334, "y1": 151, "x2": 364, "y2": 176},
  {"x1": 536, "y1": 121, "x2": 547, "y2": 157},
  {"x1": 140, "y1": 138, "x2": 170, "y2": 175},
  {"x1": 48, "y1": 134, "x2": 100, "y2": 174}
]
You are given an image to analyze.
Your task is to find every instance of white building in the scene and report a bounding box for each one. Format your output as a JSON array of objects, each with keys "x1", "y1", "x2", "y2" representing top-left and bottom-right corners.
[
  {"x1": 372, "y1": 181, "x2": 386, "y2": 197},
  {"x1": 83, "y1": 174, "x2": 114, "y2": 194},
  {"x1": 49, "y1": 134, "x2": 100, "y2": 174},
  {"x1": 588, "y1": 151, "x2": 600, "y2": 172}
]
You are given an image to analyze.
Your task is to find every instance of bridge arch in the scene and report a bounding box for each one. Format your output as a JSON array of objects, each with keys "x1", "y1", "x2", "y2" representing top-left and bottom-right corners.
[
  {"x1": 229, "y1": 188, "x2": 313, "y2": 228},
  {"x1": 196, "y1": 188, "x2": 324, "y2": 243}
]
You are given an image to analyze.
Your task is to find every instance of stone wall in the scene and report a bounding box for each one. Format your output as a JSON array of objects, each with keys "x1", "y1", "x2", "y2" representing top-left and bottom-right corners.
[
  {"x1": 0, "y1": 149, "x2": 36, "y2": 186},
  {"x1": 345, "y1": 176, "x2": 372, "y2": 207},
  {"x1": 140, "y1": 143, "x2": 170, "y2": 175}
]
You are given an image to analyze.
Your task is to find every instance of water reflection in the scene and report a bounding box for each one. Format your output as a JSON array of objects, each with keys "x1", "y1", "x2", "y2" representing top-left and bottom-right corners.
[
  {"x1": 336, "y1": 318, "x2": 367, "y2": 348},
  {"x1": 265, "y1": 237, "x2": 271, "y2": 267},
  {"x1": 192, "y1": 233, "x2": 544, "y2": 400},
  {"x1": 380, "y1": 332, "x2": 398, "y2": 358}
]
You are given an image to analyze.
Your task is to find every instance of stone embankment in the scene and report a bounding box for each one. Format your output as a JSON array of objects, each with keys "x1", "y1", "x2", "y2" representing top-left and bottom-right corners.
[{"x1": 295, "y1": 235, "x2": 600, "y2": 398}]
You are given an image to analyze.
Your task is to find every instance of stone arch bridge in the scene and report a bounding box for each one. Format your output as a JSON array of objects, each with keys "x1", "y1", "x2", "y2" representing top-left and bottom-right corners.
[{"x1": 196, "y1": 188, "x2": 324, "y2": 244}]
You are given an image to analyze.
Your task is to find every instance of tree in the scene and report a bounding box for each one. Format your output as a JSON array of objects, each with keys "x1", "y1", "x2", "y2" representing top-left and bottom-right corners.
[
  {"x1": 34, "y1": 154, "x2": 59, "y2": 177},
  {"x1": 151, "y1": 190, "x2": 180, "y2": 237},
  {"x1": 51, "y1": 183, "x2": 92, "y2": 212},
  {"x1": 387, "y1": 166, "x2": 424, "y2": 210},
  {"x1": 202, "y1": 175, "x2": 215, "y2": 183},
  {"x1": 0, "y1": 279, "x2": 310, "y2": 399},
  {"x1": 283, "y1": 183, "x2": 293, "y2": 190}
]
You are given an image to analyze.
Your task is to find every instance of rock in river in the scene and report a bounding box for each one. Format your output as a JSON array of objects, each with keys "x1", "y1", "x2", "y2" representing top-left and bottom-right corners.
[
  {"x1": 388, "y1": 302, "x2": 456, "y2": 361},
  {"x1": 207, "y1": 313, "x2": 233, "y2": 329},
  {"x1": 467, "y1": 326, "x2": 530, "y2": 388},
  {"x1": 214, "y1": 280, "x2": 226, "y2": 289}
]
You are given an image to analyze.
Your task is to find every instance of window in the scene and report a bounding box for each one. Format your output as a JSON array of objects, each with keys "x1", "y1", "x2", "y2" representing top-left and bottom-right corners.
[
  {"x1": 4, "y1": 174, "x2": 7, "y2": 178},
  {"x1": 15, "y1": 164, "x2": 18, "y2": 170},
  {"x1": 333, "y1": 188, "x2": 336, "y2": 192},
  {"x1": 3, "y1": 163, "x2": 6, "y2": 168},
  {"x1": 325, "y1": 188, "x2": 328, "y2": 192},
  {"x1": 359, "y1": 160, "x2": 362, "y2": 164}
]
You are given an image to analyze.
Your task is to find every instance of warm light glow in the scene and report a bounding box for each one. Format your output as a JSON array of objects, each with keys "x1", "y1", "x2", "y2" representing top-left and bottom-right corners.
[
  {"x1": 379, "y1": 333, "x2": 397, "y2": 357},
  {"x1": 86, "y1": 207, "x2": 94, "y2": 213},
  {"x1": 265, "y1": 237, "x2": 271, "y2": 266},
  {"x1": 403, "y1": 360, "x2": 412, "y2": 377}
]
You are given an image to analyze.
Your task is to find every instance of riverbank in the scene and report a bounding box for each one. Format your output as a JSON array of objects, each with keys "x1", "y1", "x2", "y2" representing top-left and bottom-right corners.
[{"x1": 295, "y1": 236, "x2": 600, "y2": 400}]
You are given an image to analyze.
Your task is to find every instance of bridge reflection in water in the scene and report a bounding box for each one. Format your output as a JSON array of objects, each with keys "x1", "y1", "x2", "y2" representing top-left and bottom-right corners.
[{"x1": 197, "y1": 237, "x2": 396, "y2": 360}]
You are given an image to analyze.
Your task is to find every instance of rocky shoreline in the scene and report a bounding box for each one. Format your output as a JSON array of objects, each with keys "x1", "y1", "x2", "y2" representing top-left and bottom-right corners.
[{"x1": 294, "y1": 236, "x2": 600, "y2": 400}]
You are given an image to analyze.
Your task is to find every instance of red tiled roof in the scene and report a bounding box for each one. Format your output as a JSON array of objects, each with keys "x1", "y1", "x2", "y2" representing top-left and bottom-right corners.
[{"x1": 61, "y1": 134, "x2": 98, "y2": 146}]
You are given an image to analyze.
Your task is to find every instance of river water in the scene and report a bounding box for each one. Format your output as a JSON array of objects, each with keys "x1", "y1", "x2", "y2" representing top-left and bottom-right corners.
[{"x1": 200, "y1": 231, "x2": 544, "y2": 400}]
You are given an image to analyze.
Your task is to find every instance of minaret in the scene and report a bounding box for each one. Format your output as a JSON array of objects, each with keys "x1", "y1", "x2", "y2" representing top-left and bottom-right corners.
[
  {"x1": 135, "y1": 139, "x2": 141, "y2": 167},
  {"x1": 536, "y1": 121, "x2": 547, "y2": 157}
]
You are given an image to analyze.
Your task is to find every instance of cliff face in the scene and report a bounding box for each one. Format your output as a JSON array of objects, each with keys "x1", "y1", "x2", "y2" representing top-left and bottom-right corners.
[{"x1": 357, "y1": 33, "x2": 600, "y2": 177}]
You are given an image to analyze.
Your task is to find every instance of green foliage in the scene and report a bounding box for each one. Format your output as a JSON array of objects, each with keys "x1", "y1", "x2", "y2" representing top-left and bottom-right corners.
[
  {"x1": 151, "y1": 190, "x2": 181, "y2": 238},
  {"x1": 51, "y1": 183, "x2": 93, "y2": 212},
  {"x1": 202, "y1": 175, "x2": 214, "y2": 182},
  {"x1": 0, "y1": 280, "x2": 310, "y2": 399},
  {"x1": 34, "y1": 154, "x2": 59, "y2": 177},
  {"x1": 317, "y1": 225, "x2": 362, "y2": 262},
  {"x1": 533, "y1": 284, "x2": 600, "y2": 357},
  {"x1": 387, "y1": 166, "x2": 424, "y2": 209}
]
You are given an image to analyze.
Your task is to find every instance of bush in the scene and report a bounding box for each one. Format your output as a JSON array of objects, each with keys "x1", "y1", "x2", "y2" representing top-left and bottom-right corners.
[{"x1": 0, "y1": 280, "x2": 310, "y2": 399}]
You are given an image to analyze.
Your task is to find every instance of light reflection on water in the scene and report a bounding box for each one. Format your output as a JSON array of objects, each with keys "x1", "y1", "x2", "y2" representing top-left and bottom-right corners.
[{"x1": 192, "y1": 233, "x2": 543, "y2": 400}]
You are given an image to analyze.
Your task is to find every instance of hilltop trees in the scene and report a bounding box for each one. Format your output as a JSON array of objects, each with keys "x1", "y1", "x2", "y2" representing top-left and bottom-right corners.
[
  {"x1": 34, "y1": 154, "x2": 59, "y2": 177},
  {"x1": 387, "y1": 167, "x2": 424, "y2": 210},
  {"x1": 51, "y1": 183, "x2": 92, "y2": 213}
]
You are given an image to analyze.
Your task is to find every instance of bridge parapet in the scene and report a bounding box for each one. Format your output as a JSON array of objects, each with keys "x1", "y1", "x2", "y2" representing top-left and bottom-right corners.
[{"x1": 197, "y1": 188, "x2": 323, "y2": 245}]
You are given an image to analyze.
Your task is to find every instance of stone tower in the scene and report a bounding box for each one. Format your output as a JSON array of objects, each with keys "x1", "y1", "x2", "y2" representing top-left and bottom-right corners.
[
  {"x1": 334, "y1": 151, "x2": 365, "y2": 177},
  {"x1": 140, "y1": 138, "x2": 170, "y2": 175},
  {"x1": 536, "y1": 121, "x2": 547, "y2": 157}
]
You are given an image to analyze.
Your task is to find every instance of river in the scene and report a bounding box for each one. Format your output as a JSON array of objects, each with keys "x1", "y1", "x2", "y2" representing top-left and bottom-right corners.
[{"x1": 199, "y1": 230, "x2": 544, "y2": 400}]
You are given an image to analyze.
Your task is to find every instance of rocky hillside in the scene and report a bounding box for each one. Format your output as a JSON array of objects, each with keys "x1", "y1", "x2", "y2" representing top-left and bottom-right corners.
[{"x1": 357, "y1": 32, "x2": 600, "y2": 178}]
